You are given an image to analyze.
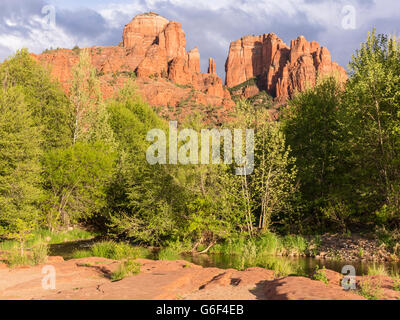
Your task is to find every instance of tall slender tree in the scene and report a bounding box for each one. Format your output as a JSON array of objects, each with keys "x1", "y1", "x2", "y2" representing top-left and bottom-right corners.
[{"x1": 0, "y1": 86, "x2": 42, "y2": 254}]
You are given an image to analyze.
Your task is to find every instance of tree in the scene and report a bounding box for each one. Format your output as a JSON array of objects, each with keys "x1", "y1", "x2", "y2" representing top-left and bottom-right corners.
[
  {"x1": 282, "y1": 77, "x2": 344, "y2": 229},
  {"x1": 341, "y1": 29, "x2": 400, "y2": 226},
  {"x1": 106, "y1": 81, "x2": 179, "y2": 245},
  {"x1": 42, "y1": 142, "x2": 115, "y2": 228},
  {"x1": 0, "y1": 86, "x2": 42, "y2": 254},
  {"x1": 0, "y1": 49, "x2": 73, "y2": 150},
  {"x1": 70, "y1": 49, "x2": 115, "y2": 146},
  {"x1": 228, "y1": 98, "x2": 298, "y2": 234},
  {"x1": 253, "y1": 122, "x2": 298, "y2": 231}
]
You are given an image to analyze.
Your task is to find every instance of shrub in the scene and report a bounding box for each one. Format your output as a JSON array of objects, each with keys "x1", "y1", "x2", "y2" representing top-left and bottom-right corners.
[
  {"x1": 312, "y1": 266, "x2": 329, "y2": 285},
  {"x1": 111, "y1": 259, "x2": 141, "y2": 282},
  {"x1": 281, "y1": 235, "x2": 308, "y2": 256}
]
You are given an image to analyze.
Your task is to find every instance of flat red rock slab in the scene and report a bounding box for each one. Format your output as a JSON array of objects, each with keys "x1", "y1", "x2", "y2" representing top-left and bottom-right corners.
[{"x1": 263, "y1": 276, "x2": 365, "y2": 300}]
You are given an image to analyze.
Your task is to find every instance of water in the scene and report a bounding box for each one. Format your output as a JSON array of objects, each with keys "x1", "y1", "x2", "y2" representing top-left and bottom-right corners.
[
  {"x1": 49, "y1": 240, "x2": 400, "y2": 277},
  {"x1": 49, "y1": 238, "x2": 99, "y2": 260}
]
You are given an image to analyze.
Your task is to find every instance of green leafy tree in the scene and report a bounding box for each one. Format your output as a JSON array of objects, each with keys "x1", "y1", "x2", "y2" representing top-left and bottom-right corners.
[
  {"x1": 228, "y1": 99, "x2": 298, "y2": 234},
  {"x1": 0, "y1": 86, "x2": 42, "y2": 254},
  {"x1": 341, "y1": 29, "x2": 400, "y2": 226},
  {"x1": 70, "y1": 49, "x2": 115, "y2": 146},
  {"x1": 0, "y1": 49, "x2": 73, "y2": 150},
  {"x1": 253, "y1": 122, "x2": 298, "y2": 231},
  {"x1": 282, "y1": 77, "x2": 344, "y2": 229},
  {"x1": 106, "y1": 82, "x2": 179, "y2": 244},
  {"x1": 42, "y1": 142, "x2": 115, "y2": 228}
]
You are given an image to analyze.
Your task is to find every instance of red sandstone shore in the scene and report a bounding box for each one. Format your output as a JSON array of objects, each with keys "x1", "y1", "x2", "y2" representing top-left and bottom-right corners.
[{"x1": 0, "y1": 257, "x2": 399, "y2": 300}]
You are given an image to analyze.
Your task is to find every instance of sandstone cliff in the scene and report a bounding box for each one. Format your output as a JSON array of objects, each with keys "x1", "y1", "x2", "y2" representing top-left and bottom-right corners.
[
  {"x1": 225, "y1": 33, "x2": 347, "y2": 100},
  {"x1": 33, "y1": 12, "x2": 234, "y2": 122},
  {"x1": 31, "y1": 13, "x2": 348, "y2": 122}
]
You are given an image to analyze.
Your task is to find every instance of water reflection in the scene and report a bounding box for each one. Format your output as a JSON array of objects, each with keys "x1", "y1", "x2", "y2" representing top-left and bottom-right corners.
[
  {"x1": 184, "y1": 253, "x2": 400, "y2": 276},
  {"x1": 49, "y1": 240, "x2": 400, "y2": 277}
]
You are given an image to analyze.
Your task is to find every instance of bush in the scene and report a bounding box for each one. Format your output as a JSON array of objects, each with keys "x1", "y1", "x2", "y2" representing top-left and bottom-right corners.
[
  {"x1": 111, "y1": 260, "x2": 141, "y2": 282},
  {"x1": 312, "y1": 266, "x2": 329, "y2": 285},
  {"x1": 281, "y1": 235, "x2": 308, "y2": 256}
]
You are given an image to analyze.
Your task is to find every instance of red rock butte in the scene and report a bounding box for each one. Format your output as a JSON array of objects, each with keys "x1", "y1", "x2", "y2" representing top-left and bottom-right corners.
[
  {"x1": 225, "y1": 33, "x2": 348, "y2": 100},
  {"x1": 31, "y1": 13, "x2": 348, "y2": 121},
  {"x1": 32, "y1": 12, "x2": 233, "y2": 122}
]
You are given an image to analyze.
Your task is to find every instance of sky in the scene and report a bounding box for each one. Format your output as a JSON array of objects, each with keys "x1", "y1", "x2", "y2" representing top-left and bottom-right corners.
[{"x1": 0, "y1": 0, "x2": 399, "y2": 79}]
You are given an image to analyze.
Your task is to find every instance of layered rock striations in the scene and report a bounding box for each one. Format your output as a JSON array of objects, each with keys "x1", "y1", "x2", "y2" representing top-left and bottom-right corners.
[
  {"x1": 33, "y1": 12, "x2": 234, "y2": 121},
  {"x1": 31, "y1": 13, "x2": 348, "y2": 122},
  {"x1": 225, "y1": 33, "x2": 347, "y2": 100}
]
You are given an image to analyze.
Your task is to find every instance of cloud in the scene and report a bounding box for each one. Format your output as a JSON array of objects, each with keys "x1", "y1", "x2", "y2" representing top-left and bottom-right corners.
[{"x1": 0, "y1": 0, "x2": 399, "y2": 78}]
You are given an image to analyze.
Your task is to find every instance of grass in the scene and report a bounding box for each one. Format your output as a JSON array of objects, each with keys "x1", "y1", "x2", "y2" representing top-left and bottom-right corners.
[
  {"x1": 111, "y1": 259, "x2": 141, "y2": 282},
  {"x1": 367, "y1": 263, "x2": 388, "y2": 276},
  {"x1": 72, "y1": 241, "x2": 150, "y2": 260},
  {"x1": 0, "y1": 228, "x2": 96, "y2": 252},
  {"x1": 157, "y1": 247, "x2": 181, "y2": 261},
  {"x1": 6, "y1": 242, "x2": 49, "y2": 267},
  {"x1": 281, "y1": 235, "x2": 308, "y2": 256},
  {"x1": 206, "y1": 233, "x2": 312, "y2": 275},
  {"x1": 210, "y1": 233, "x2": 309, "y2": 258},
  {"x1": 260, "y1": 256, "x2": 299, "y2": 278},
  {"x1": 358, "y1": 279, "x2": 384, "y2": 300},
  {"x1": 7, "y1": 248, "x2": 31, "y2": 267}
]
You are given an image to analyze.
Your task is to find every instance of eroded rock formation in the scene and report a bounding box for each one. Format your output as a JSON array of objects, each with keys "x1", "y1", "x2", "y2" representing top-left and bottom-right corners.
[
  {"x1": 31, "y1": 12, "x2": 348, "y2": 122},
  {"x1": 32, "y1": 12, "x2": 234, "y2": 122},
  {"x1": 225, "y1": 33, "x2": 347, "y2": 100}
]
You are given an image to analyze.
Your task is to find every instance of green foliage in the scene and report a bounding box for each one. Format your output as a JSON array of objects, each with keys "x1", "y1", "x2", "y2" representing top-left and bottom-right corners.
[
  {"x1": 367, "y1": 263, "x2": 388, "y2": 276},
  {"x1": 393, "y1": 278, "x2": 400, "y2": 291},
  {"x1": 230, "y1": 99, "x2": 298, "y2": 234},
  {"x1": 70, "y1": 49, "x2": 115, "y2": 146},
  {"x1": 282, "y1": 77, "x2": 344, "y2": 230},
  {"x1": 157, "y1": 247, "x2": 182, "y2": 261},
  {"x1": 42, "y1": 142, "x2": 115, "y2": 227},
  {"x1": 72, "y1": 241, "x2": 149, "y2": 260},
  {"x1": 0, "y1": 228, "x2": 96, "y2": 251},
  {"x1": 312, "y1": 266, "x2": 329, "y2": 285},
  {"x1": 31, "y1": 242, "x2": 49, "y2": 265},
  {"x1": 7, "y1": 247, "x2": 30, "y2": 267},
  {"x1": 0, "y1": 86, "x2": 43, "y2": 254},
  {"x1": 358, "y1": 279, "x2": 384, "y2": 300},
  {"x1": 106, "y1": 81, "x2": 179, "y2": 245},
  {"x1": 341, "y1": 30, "x2": 400, "y2": 227},
  {"x1": 111, "y1": 259, "x2": 141, "y2": 282},
  {"x1": 211, "y1": 233, "x2": 309, "y2": 259},
  {"x1": 0, "y1": 49, "x2": 73, "y2": 150},
  {"x1": 6, "y1": 242, "x2": 48, "y2": 267}
]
